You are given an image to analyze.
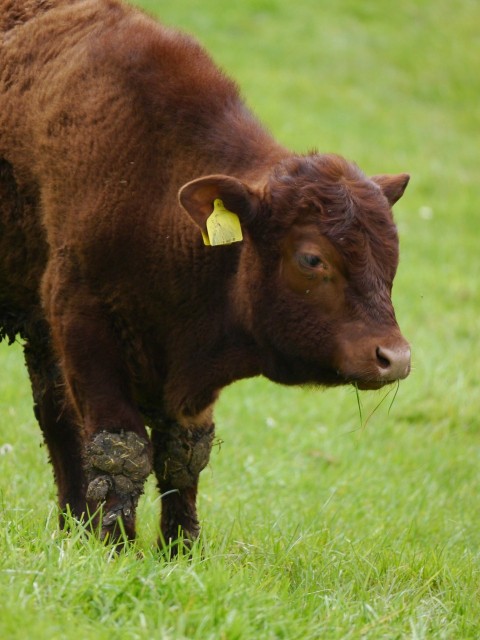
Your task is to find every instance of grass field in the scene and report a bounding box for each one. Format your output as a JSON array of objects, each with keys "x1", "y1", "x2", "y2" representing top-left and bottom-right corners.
[{"x1": 1, "y1": 0, "x2": 479, "y2": 638}]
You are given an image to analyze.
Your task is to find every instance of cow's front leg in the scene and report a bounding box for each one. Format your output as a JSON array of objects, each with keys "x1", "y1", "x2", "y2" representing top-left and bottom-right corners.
[
  {"x1": 84, "y1": 430, "x2": 151, "y2": 541},
  {"x1": 152, "y1": 420, "x2": 214, "y2": 550},
  {"x1": 43, "y1": 272, "x2": 152, "y2": 542}
]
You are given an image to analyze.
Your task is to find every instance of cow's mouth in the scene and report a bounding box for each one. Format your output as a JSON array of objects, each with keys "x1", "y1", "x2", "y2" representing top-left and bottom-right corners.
[
  {"x1": 351, "y1": 378, "x2": 394, "y2": 391},
  {"x1": 337, "y1": 342, "x2": 411, "y2": 390}
]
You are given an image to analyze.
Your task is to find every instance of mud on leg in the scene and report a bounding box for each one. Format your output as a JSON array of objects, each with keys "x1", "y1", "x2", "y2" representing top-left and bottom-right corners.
[
  {"x1": 152, "y1": 422, "x2": 214, "y2": 548},
  {"x1": 84, "y1": 430, "x2": 152, "y2": 541}
]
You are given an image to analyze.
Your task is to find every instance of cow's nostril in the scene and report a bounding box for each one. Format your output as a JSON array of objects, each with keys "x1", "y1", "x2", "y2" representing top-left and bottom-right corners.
[
  {"x1": 376, "y1": 346, "x2": 391, "y2": 370},
  {"x1": 375, "y1": 344, "x2": 411, "y2": 381}
]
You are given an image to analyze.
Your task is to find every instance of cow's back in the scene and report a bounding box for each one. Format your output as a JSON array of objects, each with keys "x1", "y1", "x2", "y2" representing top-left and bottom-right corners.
[
  {"x1": 0, "y1": 0, "x2": 278, "y2": 316},
  {"x1": 0, "y1": 0, "x2": 245, "y2": 182},
  {"x1": 1, "y1": 0, "x2": 135, "y2": 177}
]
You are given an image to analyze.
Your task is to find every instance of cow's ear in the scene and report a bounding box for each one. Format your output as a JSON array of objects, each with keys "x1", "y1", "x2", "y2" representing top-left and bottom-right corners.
[
  {"x1": 371, "y1": 173, "x2": 410, "y2": 206},
  {"x1": 178, "y1": 174, "x2": 260, "y2": 237}
]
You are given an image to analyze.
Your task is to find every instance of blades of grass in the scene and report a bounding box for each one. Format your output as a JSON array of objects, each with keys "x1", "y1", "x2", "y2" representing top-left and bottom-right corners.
[
  {"x1": 353, "y1": 381, "x2": 402, "y2": 432},
  {"x1": 354, "y1": 383, "x2": 363, "y2": 429},
  {"x1": 388, "y1": 380, "x2": 401, "y2": 415}
]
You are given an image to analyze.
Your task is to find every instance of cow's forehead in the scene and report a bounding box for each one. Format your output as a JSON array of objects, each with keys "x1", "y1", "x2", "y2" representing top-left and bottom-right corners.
[
  {"x1": 267, "y1": 154, "x2": 399, "y2": 282},
  {"x1": 269, "y1": 155, "x2": 393, "y2": 227}
]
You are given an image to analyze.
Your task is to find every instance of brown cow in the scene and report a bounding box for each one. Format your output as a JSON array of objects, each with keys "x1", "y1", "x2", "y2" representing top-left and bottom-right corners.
[{"x1": 0, "y1": 0, "x2": 410, "y2": 548}]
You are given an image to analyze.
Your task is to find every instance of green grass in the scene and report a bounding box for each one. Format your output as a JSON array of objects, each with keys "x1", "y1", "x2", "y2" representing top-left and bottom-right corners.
[{"x1": 1, "y1": 0, "x2": 479, "y2": 637}]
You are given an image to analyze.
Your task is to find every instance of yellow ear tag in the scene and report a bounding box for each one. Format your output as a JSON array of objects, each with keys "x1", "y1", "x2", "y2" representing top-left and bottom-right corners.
[
  {"x1": 205, "y1": 199, "x2": 243, "y2": 246},
  {"x1": 201, "y1": 229, "x2": 211, "y2": 246}
]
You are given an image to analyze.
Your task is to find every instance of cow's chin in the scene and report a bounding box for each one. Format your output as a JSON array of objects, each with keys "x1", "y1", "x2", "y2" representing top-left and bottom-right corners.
[
  {"x1": 261, "y1": 351, "x2": 354, "y2": 388},
  {"x1": 261, "y1": 353, "x2": 335, "y2": 387},
  {"x1": 323, "y1": 377, "x2": 390, "y2": 391},
  {"x1": 351, "y1": 379, "x2": 393, "y2": 391}
]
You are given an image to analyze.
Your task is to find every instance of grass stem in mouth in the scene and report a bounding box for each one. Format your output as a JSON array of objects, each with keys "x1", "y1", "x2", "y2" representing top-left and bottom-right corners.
[{"x1": 354, "y1": 380, "x2": 401, "y2": 431}]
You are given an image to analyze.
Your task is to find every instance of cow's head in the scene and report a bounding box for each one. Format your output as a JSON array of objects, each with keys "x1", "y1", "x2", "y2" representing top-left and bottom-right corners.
[{"x1": 179, "y1": 154, "x2": 411, "y2": 390}]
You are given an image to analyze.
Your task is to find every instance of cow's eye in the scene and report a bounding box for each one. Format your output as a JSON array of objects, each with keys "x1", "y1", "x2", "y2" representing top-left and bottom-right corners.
[{"x1": 298, "y1": 253, "x2": 323, "y2": 269}]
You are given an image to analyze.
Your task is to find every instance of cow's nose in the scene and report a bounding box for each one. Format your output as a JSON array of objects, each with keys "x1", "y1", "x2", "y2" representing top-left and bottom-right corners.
[{"x1": 376, "y1": 344, "x2": 411, "y2": 381}]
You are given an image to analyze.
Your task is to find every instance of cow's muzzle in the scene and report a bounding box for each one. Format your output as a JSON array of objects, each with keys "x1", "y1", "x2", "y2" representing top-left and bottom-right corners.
[
  {"x1": 353, "y1": 340, "x2": 411, "y2": 390},
  {"x1": 336, "y1": 326, "x2": 411, "y2": 390},
  {"x1": 375, "y1": 343, "x2": 411, "y2": 382}
]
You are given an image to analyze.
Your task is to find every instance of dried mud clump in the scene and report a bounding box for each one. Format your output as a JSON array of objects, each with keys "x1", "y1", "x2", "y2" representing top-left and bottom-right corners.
[
  {"x1": 85, "y1": 431, "x2": 152, "y2": 528},
  {"x1": 153, "y1": 423, "x2": 215, "y2": 489}
]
